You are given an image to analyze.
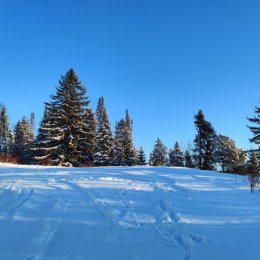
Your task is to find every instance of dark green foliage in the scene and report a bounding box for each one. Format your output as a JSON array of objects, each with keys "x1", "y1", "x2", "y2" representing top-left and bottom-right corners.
[
  {"x1": 96, "y1": 96, "x2": 105, "y2": 125},
  {"x1": 80, "y1": 108, "x2": 96, "y2": 165},
  {"x1": 111, "y1": 110, "x2": 136, "y2": 166},
  {"x1": 112, "y1": 120, "x2": 126, "y2": 166},
  {"x1": 34, "y1": 102, "x2": 62, "y2": 164},
  {"x1": 136, "y1": 146, "x2": 147, "y2": 165},
  {"x1": 149, "y1": 138, "x2": 168, "y2": 166},
  {"x1": 169, "y1": 142, "x2": 184, "y2": 167},
  {"x1": 34, "y1": 71, "x2": 136, "y2": 167},
  {"x1": 247, "y1": 151, "x2": 259, "y2": 175},
  {"x1": 0, "y1": 105, "x2": 14, "y2": 155},
  {"x1": 123, "y1": 109, "x2": 136, "y2": 166},
  {"x1": 193, "y1": 110, "x2": 217, "y2": 170},
  {"x1": 184, "y1": 150, "x2": 194, "y2": 168},
  {"x1": 247, "y1": 151, "x2": 259, "y2": 192},
  {"x1": 14, "y1": 117, "x2": 34, "y2": 162},
  {"x1": 35, "y1": 69, "x2": 89, "y2": 166},
  {"x1": 248, "y1": 103, "x2": 260, "y2": 159},
  {"x1": 248, "y1": 104, "x2": 260, "y2": 145},
  {"x1": 94, "y1": 97, "x2": 113, "y2": 166}
]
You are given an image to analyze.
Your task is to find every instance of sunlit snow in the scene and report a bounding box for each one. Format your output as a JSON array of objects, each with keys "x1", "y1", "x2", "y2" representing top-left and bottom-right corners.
[{"x1": 0, "y1": 163, "x2": 259, "y2": 260}]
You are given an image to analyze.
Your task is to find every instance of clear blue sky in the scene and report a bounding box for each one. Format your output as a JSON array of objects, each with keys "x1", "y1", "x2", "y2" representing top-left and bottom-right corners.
[{"x1": 0, "y1": 0, "x2": 260, "y2": 154}]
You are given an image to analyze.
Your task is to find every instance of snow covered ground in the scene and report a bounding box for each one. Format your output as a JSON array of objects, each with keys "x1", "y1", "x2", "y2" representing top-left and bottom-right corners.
[{"x1": 0, "y1": 164, "x2": 259, "y2": 260}]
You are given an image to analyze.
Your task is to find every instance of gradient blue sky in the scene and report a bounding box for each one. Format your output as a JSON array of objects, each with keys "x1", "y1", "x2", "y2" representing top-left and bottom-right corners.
[{"x1": 0, "y1": 0, "x2": 260, "y2": 154}]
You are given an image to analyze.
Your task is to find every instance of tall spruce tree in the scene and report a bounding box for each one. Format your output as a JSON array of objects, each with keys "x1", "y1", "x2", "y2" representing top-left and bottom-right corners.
[
  {"x1": 149, "y1": 138, "x2": 168, "y2": 166},
  {"x1": 169, "y1": 142, "x2": 184, "y2": 167},
  {"x1": 14, "y1": 117, "x2": 34, "y2": 162},
  {"x1": 248, "y1": 103, "x2": 260, "y2": 158},
  {"x1": 112, "y1": 120, "x2": 125, "y2": 166},
  {"x1": 123, "y1": 109, "x2": 135, "y2": 166},
  {"x1": 111, "y1": 110, "x2": 135, "y2": 166},
  {"x1": 94, "y1": 97, "x2": 113, "y2": 166},
  {"x1": 193, "y1": 110, "x2": 217, "y2": 170},
  {"x1": 35, "y1": 69, "x2": 89, "y2": 166},
  {"x1": 0, "y1": 105, "x2": 14, "y2": 156}
]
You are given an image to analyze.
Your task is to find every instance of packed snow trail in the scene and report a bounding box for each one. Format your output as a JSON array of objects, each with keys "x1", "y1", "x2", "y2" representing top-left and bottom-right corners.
[{"x1": 0, "y1": 164, "x2": 260, "y2": 260}]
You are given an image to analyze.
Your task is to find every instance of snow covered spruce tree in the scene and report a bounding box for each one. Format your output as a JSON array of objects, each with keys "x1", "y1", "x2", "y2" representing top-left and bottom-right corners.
[
  {"x1": 123, "y1": 109, "x2": 136, "y2": 166},
  {"x1": 169, "y1": 142, "x2": 184, "y2": 167},
  {"x1": 80, "y1": 108, "x2": 96, "y2": 165},
  {"x1": 248, "y1": 103, "x2": 260, "y2": 158},
  {"x1": 35, "y1": 69, "x2": 90, "y2": 166},
  {"x1": 136, "y1": 146, "x2": 147, "y2": 165},
  {"x1": 216, "y1": 134, "x2": 246, "y2": 173},
  {"x1": 0, "y1": 105, "x2": 14, "y2": 156},
  {"x1": 34, "y1": 102, "x2": 61, "y2": 164},
  {"x1": 112, "y1": 119, "x2": 126, "y2": 165},
  {"x1": 14, "y1": 117, "x2": 34, "y2": 163},
  {"x1": 93, "y1": 97, "x2": 113, "y2": 166},
  {"x1": 111, "y1": 110, "x2": 136, "y2": 166},
  {"x1": 149, "y1": 138, "x2": 168, "y2": 166},
  {"x1": 193, "y1": 110, "x2": 217, "y2": 170}
]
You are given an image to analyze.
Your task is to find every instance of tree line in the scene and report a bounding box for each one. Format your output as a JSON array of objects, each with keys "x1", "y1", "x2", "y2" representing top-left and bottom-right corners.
[
  {"x1": 0, "y1": 69, "x2": 144, "y2": 167},
  {"x1": 148, "y1": 100, "x2": 260, "y2": 191},
  {"x1": 149, "y1": 110, "x2": 247, "y2": 173},
  {"x1": 0, "y1": 68, "x2": 260, "y2": 179}
]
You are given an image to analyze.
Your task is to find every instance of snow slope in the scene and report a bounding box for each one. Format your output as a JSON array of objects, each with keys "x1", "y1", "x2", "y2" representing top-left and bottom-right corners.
[{"x1": 0, "y1": 164, "x2": 259, "y2": 260}]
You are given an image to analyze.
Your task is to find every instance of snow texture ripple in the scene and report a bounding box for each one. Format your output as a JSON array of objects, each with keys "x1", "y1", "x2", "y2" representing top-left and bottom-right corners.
[{"x1": 0, "y1": 164, "x2": 259, "y2": 260}]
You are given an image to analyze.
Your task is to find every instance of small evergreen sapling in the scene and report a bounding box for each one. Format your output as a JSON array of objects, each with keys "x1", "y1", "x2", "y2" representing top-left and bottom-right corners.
[{"x1": 137, "y1": 146, "x2": 147, "y2": 165}]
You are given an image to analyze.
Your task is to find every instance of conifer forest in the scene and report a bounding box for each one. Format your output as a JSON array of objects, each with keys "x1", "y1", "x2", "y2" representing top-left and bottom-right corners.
[{"x1": 0, "y1": 68, "x2": 260, "y2": 180}]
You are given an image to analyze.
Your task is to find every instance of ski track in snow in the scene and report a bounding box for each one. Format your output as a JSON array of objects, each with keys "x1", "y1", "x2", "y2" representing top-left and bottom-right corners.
[
  {"x1": 0, "y1": 187, "x2": 34, "y2": 220},
  {"x1": 27, "y1": 199, "x2": 69, "y2": 260},
  {"x1": 0, "y1": 164, "x2": 258, "y2": 260}
]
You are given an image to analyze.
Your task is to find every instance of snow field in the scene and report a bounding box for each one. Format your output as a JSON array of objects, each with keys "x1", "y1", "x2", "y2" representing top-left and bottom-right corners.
[{"x1": 0, "y1": 164, "x2": 259, "y2": 260}]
